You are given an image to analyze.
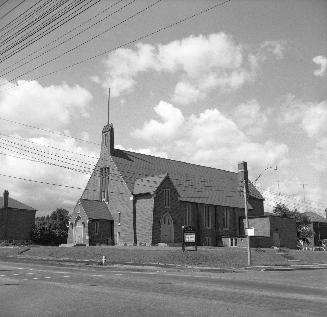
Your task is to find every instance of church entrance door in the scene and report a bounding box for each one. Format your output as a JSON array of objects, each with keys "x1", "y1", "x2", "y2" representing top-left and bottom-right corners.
[
  {"x1": 160, "y1": 213, "x2": 174, "y2": 243},
  {"x1": 74, "y1": 220, "x2": 84, "y2": 244}
]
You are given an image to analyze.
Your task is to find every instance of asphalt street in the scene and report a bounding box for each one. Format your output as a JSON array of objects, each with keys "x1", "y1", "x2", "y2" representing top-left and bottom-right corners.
[{"x1": 0, "y1": 260, "x2": 326, "y2": 317}]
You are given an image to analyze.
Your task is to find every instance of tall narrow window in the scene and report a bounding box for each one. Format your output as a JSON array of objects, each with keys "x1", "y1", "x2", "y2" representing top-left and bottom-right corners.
[
  {"x1": 94, "y1": 221, "x2": 99, "y2": 235},
  {"x1": 185, "y1": 203, "x2": 192, "y2": 226},
  {"x1": 204, "y1": 205, "x2": 211, "y2": 228},
  {"x1": 223, "y1": 207, "x2": 229, "y2": 229},
  {"x1": 164, "y1": 189, "x2": 170, "y2": 208},
  {"x1": 100, "y1": 167, "x2": 110, "y2": 202}
]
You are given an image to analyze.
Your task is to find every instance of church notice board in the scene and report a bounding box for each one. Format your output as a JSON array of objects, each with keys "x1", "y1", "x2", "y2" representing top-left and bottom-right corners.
[{"x1": 182, "y1": 226, "x2": 197, "y2": 251}]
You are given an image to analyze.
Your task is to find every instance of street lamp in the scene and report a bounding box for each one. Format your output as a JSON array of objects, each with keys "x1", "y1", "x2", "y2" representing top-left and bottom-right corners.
[
  {"x1": 253, "y1": 166, "x2": 278, "y2": 184},
  {"x1": 243, "y1": 165, "x2": 278, "y2": 266}
]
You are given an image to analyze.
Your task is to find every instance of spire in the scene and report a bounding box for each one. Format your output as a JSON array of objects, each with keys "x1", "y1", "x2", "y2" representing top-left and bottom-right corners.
[{"x1": 108, "y1": 87, "x2": 110, "y2": 125}]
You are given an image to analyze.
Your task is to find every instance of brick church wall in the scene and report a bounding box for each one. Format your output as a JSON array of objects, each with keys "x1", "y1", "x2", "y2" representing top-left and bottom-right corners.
[
  {"x1": 135, "y1": 194, "x2": 154, "y2": 245},
  {"x1": 153, "y1": 177, "x2": 182, "y2": 244}
]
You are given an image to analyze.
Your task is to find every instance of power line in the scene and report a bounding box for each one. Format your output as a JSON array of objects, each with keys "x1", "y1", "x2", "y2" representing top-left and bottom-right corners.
[
  {"x1": 0, "y1": 0, "x2": 125, "y2": 77},
  {"x1": 0, "y1": 151, "x2": 91, "y2": 174},
  {"x1": 0, "y1": 0, "x2": 26, "y2": 21},
  {"x1": 0, "y1": 116, "x2": 100, "y2": 145},
  {"x1": 0, "y1": 0, "x2": 231, "y2": 89},
  {"x1": 2, "y1": 0, "x2": 161, "y2": 83},
  {"x1": 0, "y1": 132, "x2": 99, "y2": 160},
  {"x1": 0, "y1": 137, "x2": 95, "y2": 169},
  {"x1": 0, "y1": 0, "x2": 11, "y2": 12},
  {"x1": 0, "y1": 0, "x2": 85, "y2": 57},
  {"x1": 0, "y1": 139, "x2": 95, "y2": 170},
  {"x1": 0, "y1": 0, "x2": 100, "y2": 62},
  {"x1": 0, "y1": 172, "x2": 89, "y2": 190},
  {"x1": 0, "y1": 0, "x2": 51, "y2": 36}
]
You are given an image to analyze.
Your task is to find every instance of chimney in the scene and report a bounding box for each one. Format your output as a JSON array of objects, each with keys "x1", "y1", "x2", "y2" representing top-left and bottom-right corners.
[
  {"x1": 3, "y1": 190, "x2": 9, "y2": 208},
  {"x1": 238, "y1": 161, "x2": 249, "y2": 194}
]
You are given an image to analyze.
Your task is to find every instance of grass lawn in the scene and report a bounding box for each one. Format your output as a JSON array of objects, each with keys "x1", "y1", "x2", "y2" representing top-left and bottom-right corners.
[{"x1": 1, "y1": 245, "x2": 326, "y2": 268}]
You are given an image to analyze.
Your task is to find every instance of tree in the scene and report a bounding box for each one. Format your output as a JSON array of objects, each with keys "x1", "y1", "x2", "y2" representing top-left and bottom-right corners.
[
  {"x1": 32, "y1": 208, "x2": 69, "y2": 245},
  {"x1": 272, "y1": 203, "x2": 312, "y2": 244}
]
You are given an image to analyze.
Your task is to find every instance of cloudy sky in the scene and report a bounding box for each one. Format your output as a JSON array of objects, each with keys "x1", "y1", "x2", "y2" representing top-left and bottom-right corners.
[{"x1": 0, "y1": 0, "x2": 326, "y2": 216}]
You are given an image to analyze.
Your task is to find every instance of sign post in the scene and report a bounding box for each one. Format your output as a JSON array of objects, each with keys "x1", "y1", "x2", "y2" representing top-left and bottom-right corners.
[{"x1": 182, "y1": 226, "x2": 197, "y2": 252}]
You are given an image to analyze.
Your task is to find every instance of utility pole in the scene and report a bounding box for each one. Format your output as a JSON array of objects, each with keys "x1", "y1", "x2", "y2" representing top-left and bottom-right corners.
[
  {"x1": 238, "y1": 162, "x2": 251, "y2": 266},
  {"x1": 243, "y1": 179, "x2": 251, "y2": 266}
]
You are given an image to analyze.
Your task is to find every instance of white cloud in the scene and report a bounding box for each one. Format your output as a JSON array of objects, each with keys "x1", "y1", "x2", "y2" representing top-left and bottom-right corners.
[
  {"x1": 172, "y1": 82, "x2": 203, "y2": 105},
  {"x1": 0, "y1": 80, "x2": 92, "y2": 132},
  {"x1": 260, "y1": 41, "x2": 286, "y2": 59},
  {"x1": 132, "y1": 101, "x2": 184, "y2": 141},
  {"x1": 311, "y1": 138, "x2": 327, "y2": 171},
  {"x1": 313, "y1": 55, "x2": 327, "y2": 76},
  {"x1": 101, "y1": 43, "x2": 157, "y2": 97},
  {"x1": 302, "y1": 101, "x2": 327, "y2": 137},
  {"x1": 96, "y1": 33, "x2": 278, "y2": 104},
  {"x1": 234, "y1": 99, "x2": 268, "y2": 135},
  {"x1": 280, "y1": 95, "x2": 327, "y2": 137},
  {"x1": 132, "y1": 102, "x2": 288, "y2": 172}
]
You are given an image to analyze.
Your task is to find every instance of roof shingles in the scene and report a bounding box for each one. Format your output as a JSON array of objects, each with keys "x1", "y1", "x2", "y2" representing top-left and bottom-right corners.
[{"x1": 112, "y1": 149, "x2": 263, "y2": 209}]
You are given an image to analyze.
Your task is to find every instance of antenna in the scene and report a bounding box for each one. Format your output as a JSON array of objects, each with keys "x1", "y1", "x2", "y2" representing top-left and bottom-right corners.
[{"x1": 107, "y1": 88, "x2": 110, "y2": 125}]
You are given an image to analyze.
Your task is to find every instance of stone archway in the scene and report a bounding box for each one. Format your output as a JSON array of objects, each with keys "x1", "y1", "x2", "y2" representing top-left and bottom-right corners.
[{"x1": 160, "y1": 212, "x2": 174, "y2": 243}]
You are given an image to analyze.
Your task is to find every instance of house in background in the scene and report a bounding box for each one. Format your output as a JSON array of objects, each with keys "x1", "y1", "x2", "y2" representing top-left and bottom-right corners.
[
  {"x1": 68, "y1": 121, "x2": 267, "y2": 247},
  {"x1": 303, "y1": 211, "x2": 327, "y2": 247},
  {"x1": 0, "y1": 190, "x2": 36, "y2": 241}
]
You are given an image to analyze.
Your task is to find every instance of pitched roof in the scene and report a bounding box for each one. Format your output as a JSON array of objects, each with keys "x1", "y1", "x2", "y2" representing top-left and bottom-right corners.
[
  {"x1": 111, "y1": 149, "x2": 263, "y2": 209},
  {"x1": 134, "y1": 174, "x2": 167, "y2": 195},
  {"x1": 303, "y1": 211, "x2": 327, "y2": 223},
  {"x1": 0, "y1": 196, "x2": 36, "y2": 211},
  {"x1": 80, "y1": 199, "x2": 113, "y2": 220}
]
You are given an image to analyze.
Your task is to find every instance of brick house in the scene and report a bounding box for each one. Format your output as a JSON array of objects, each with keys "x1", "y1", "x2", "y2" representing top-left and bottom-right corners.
[
  {"x1": 303, "y1": 211, "x2": 327, "y2": 247},
  {"x1": 0, "y1": 190, "x2": 36, "y2": 241},
  {"x1": 68, "y1": 123, "x2": 266, "y2": 246}
]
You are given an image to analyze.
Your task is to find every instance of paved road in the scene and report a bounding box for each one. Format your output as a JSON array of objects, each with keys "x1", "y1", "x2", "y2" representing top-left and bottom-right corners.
[{"x1": 0, "y1": 260, "x2": 326, "y2": 317}]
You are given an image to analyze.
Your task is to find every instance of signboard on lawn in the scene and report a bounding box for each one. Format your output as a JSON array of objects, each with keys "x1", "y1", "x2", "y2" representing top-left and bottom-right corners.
[{"x1": 182, "y1": 226, "x2": 197, "y2": 251}]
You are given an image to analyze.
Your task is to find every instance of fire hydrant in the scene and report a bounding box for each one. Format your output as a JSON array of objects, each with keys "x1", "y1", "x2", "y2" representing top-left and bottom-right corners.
[{"x1": 102, "y1": 255, "x2": 107, "y2": 265}]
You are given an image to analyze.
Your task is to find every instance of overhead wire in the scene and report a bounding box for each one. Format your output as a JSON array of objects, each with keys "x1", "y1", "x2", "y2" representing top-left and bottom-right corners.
[
  {"x1": 0, "y1": 0, "x2": 231, "y2": 90},
  {"x1": 0, "y1": 138, "x2": 95, "y2": 170},
  {"x1": 0, "y1": 151, "x2": 91, "y2": 174},
  {"x1": 0, "y1": 116, "x2": 100, "y2": 145},
  {"x1": 0, "y1": 137, "x2": 96, "y2": 167},
  {"x1": 0, "y1": 0, "x2": 10, "y2": 11},
  {"x1": 0, "y1": 0, "x2": 102, "y2": 63},
  {"x1": 0, "y1": 0, "x2": 85, "y2": 57},
  {"x1": 0, "y1": 172, "x2": 93, "y2": 190},
  {"x1": 0, "y1": 132, "x2": 99, "y2": 160},
  {"x1": 0, "y1": 0, "x2": 51, "y2": 36},
  {"x1": 0, "y1": 0, "x2": 26, "y2": 21},
  {"x1": 0, "y1": 0, "x2": 125, "y2": 77},
  {"x1": 1, "y1": 0, "x2": 161, "y2": 84}
]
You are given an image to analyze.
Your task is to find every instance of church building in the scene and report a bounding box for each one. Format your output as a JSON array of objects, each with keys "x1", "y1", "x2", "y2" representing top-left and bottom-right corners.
[{"x1": 67, "y1": 119, "x2": 265, "y2": 246}]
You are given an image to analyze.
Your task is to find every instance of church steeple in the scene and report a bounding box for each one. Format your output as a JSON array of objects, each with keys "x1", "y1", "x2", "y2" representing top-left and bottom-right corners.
[
  {"x1": 102, "y1": 123, "x2": 114, "y2": 155},
  {"x1": 101, "y1": 88, "x2": 114, "y2": 155}
]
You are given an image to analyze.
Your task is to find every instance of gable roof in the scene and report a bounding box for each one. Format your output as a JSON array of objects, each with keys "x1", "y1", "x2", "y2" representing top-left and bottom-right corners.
[
  {"x1": 111, "y1": 149, "x2": 263, "y2": 209},
  {"x1": 134, "y1": 174, "x2": 167, "y2": 195},
  {"x1": 303, "y1": 211, "x2": 327, "y2": 223},
  {"x1": 0, "y1": 196, "x2": 36, "y2": 211},
  {"x1": 80, "y1": 199, "x2": 113, "y2": 220}
]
